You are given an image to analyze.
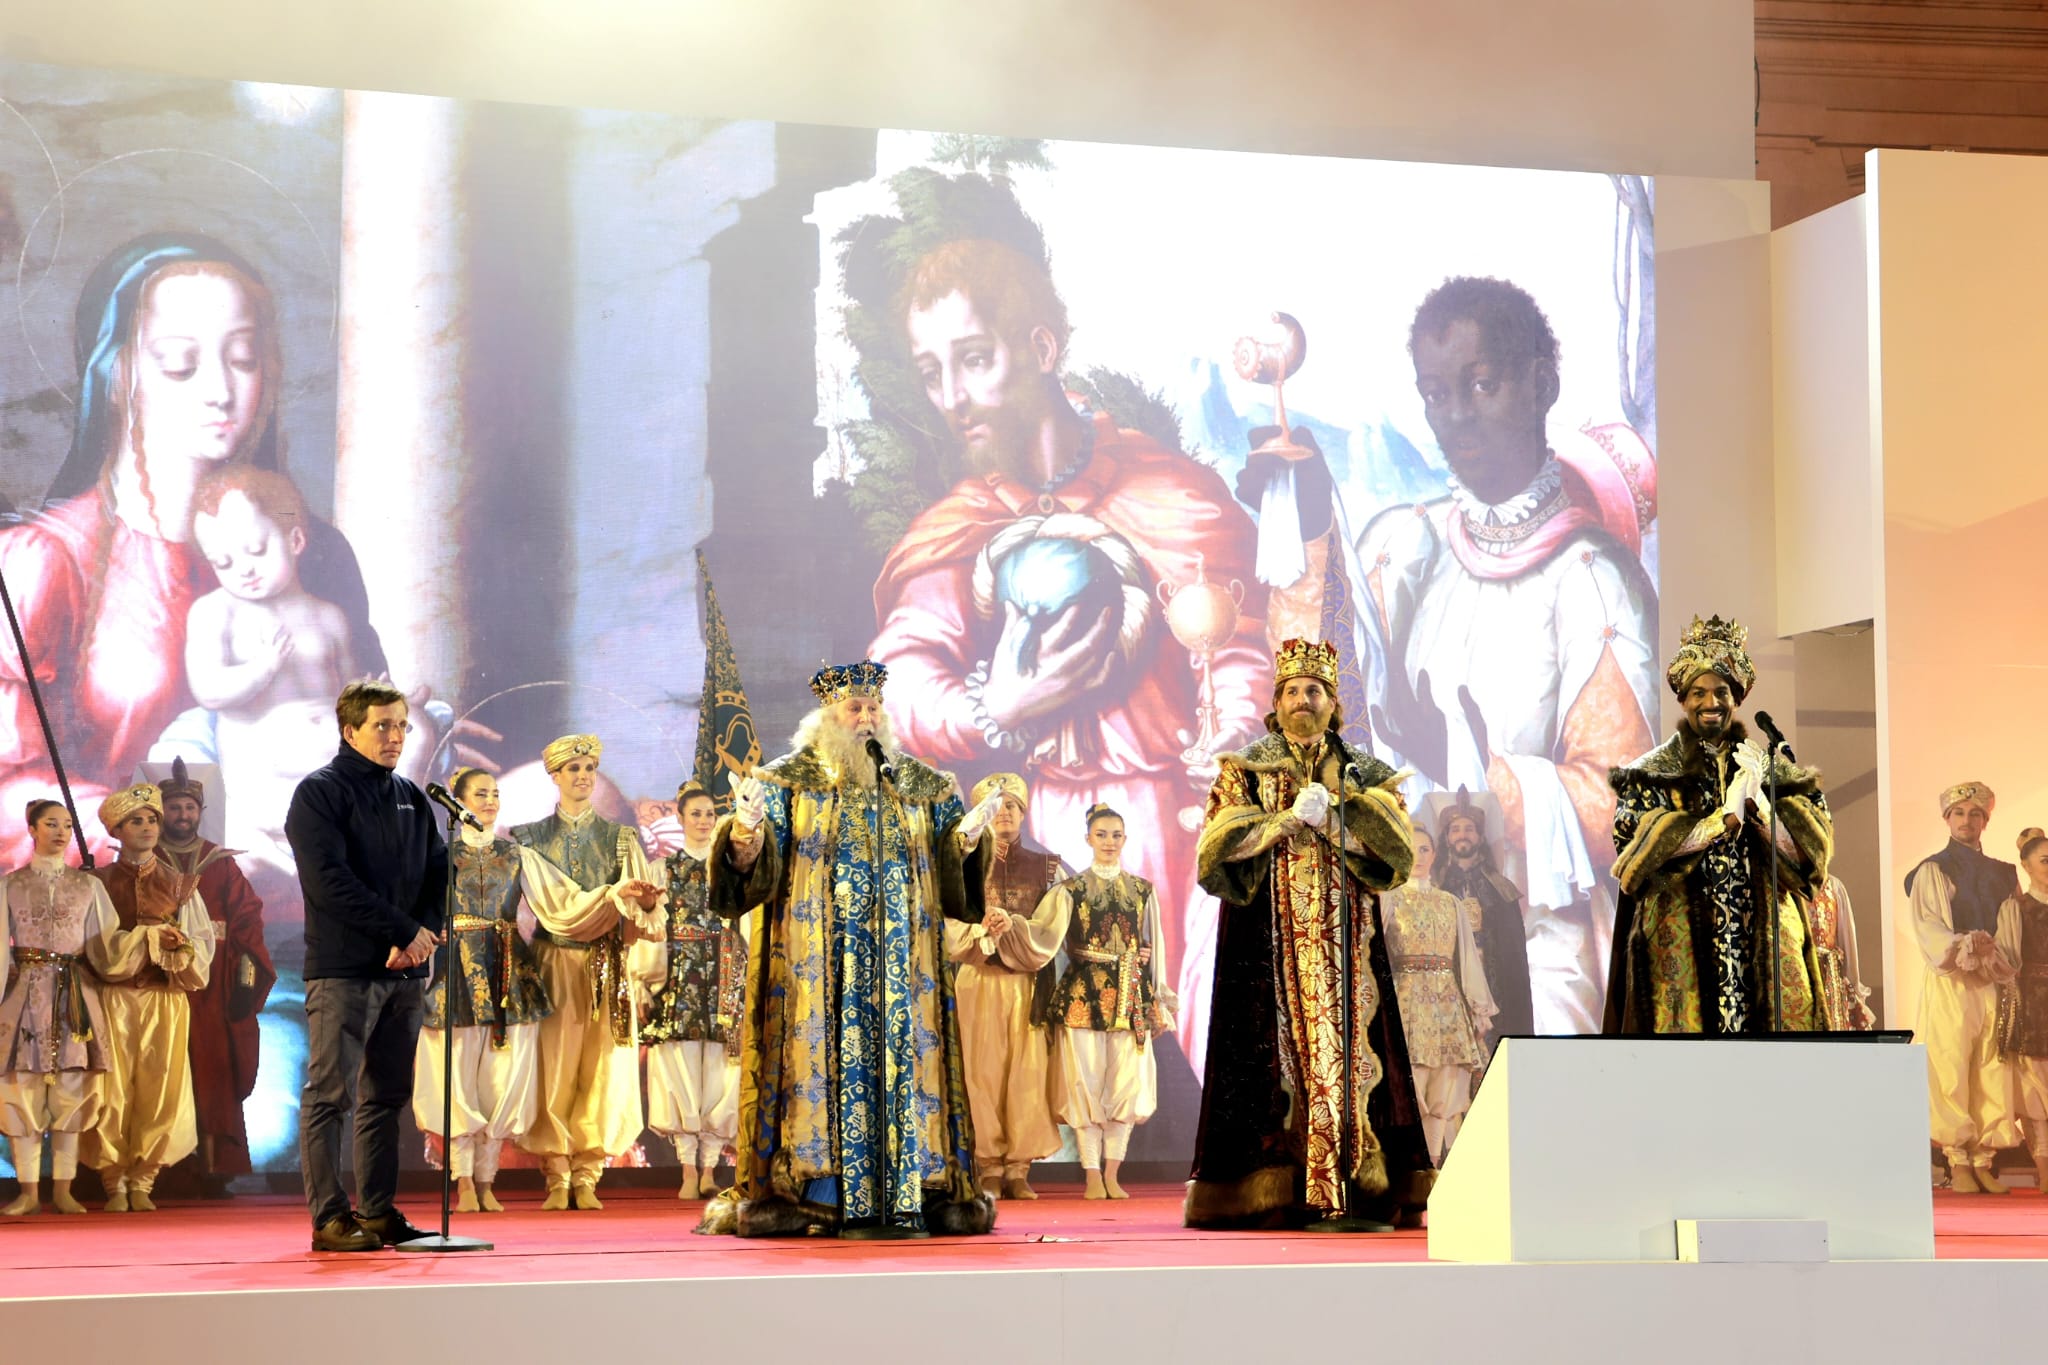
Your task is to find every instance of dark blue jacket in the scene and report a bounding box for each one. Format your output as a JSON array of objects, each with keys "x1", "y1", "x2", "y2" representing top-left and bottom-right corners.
[{"x1": 287, "y1": 742, "x2": 448, "y2": 980}]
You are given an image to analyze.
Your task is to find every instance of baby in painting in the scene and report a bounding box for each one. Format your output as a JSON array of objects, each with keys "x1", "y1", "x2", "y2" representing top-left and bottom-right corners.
[{"x1": 184, "y1": 465, "x2": 355, "y2": 874}]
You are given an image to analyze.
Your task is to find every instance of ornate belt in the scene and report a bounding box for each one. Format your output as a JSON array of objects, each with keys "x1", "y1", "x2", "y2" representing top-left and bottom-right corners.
[
  {"x1": 10, "y1": 949, "x2": 94, "y2": 1056},
  {"x1": 443, "y1": 917, "x2": 518, "y2": 1046},
  {"x1": 2023, "y1": 962, "x2": 2048, "y2": 980},
  {"x1": 1071, "y1": 947, "x2": 1121, "y2": 964},
  {"x1": 536, "y1": 928, "x2": 595, "y2": 949},
  {"x1": 1394, "y1": 954, "x2": 1452, "y2": 974},
  {"x1": 668, "y1": 926, "x2": 719, "y2": 943},
  {"x1": 1070, "y1": 944, "x2": 1148, "y2": 1044}
]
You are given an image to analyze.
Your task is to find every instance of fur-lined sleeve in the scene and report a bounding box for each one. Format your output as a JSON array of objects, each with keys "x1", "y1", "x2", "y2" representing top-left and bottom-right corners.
[
  {"x1": 709, "y1": 805, "x2": 783, "y2": 922},
  {"x1": 930, "y1": 793, "x2": 990, "y2": 925},
  {"x1": 1197, "y1": 759, "x2": 1290, "y2": 906},
  {"x1": 1609, "y1": 772, "x2": 1706, "y2": 897},
  {"x1": 1331, "y1": 785, "x2": 1413, "y2": 892},
  {"x1": 1763, "y1": 790, "x2": 1832, "y2": 896}
]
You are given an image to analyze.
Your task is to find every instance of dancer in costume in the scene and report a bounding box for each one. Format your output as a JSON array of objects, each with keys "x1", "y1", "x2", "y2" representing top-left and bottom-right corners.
[
  {"x1": 1908, "y1": 782, "x2": 2020, "y2": 1193},
  {"x1": 1041, "y1": 803, "x2": 1177, "y2": 1199},
  {"x1": 702, "y1": 660, "x2": 1004, "y2": 1239},
  {"x1": 0, "y1": 801, "x2": 138, "y2": 1215},
  {"x1": 1187, "y1": 638, "x2": 1431, "y2": 1231},
  {"x1": 1433, "y1": 788, "x2": 1533, "y2": 1043},
  {"x1": 636, "y1": 781, "x2": 746, "y2": 1200},
  {"x1": 1807, "y1": 873, "x2": 1874, "y2": 1032},
  {"x1": 412, "y1": 766, "x2": 629, "y2": 1213},
  {"x1": 2001, "y1": 828, "x2": 2048, "y2": 1190},
  {"x1": 1380, "y1": 827, "x2": 1495, "y2": 1163},
  {"x1": 1604, "y1": 615, "x2": 1832, "y2": 1035},
  {"x1": 157, "y1": 759, "x2": 274, "y2": 1193},
  {"x1": 86, "y1": 783, "x2": 214, "y2": 1211},
  {"x1": 946, "y1": 771, "x2": 1067, "y2": 1200},
  {"x1": 512, "y1": 734, "x2": 659, "y2": 1211}
]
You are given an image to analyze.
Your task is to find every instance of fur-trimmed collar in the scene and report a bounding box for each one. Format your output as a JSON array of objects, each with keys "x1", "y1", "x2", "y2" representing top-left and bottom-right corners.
[
  {"x1": 1222, "y1": 730, "x2": 1398, "y2": 787},
  {"x1": 758, "y1": 745, "x2": 957, "y2": 804},
  {"x1": 1613, "y1": 720, "x2": 1821, "y2": 794}
]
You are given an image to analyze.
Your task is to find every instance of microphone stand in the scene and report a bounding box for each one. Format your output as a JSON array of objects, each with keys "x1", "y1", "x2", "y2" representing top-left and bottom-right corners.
[
  {"x1": 398, "y1": 804, "x2": 491, "y2": 1252},
  {"x1": 1767, "y1": 746, "x2": 1784, "y2": 1034}
]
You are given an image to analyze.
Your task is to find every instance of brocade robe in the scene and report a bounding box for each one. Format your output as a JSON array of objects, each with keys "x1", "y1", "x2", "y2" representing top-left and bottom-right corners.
[
  {"x1": 704, "y1": 746, "x2": 988, "y2": 1235},
  {"x1": 1187, "y1": 729, "x2": 1431, "y2": 1228},
  {"x1": 1604, "y1": 723, "x2": 1831, "y2": 1035},
  {"x1": 160, "y1": 838, "x2": 274, "y2": 1174}
]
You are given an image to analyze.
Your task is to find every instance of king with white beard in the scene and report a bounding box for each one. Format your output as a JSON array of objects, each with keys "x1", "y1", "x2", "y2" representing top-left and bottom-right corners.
[{"x1": 699, "y1": 659, "x2": 1006, "y2": 1239}]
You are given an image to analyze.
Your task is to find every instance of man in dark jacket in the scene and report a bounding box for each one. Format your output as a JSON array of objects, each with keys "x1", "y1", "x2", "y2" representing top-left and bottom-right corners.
[{"x1": 287, "y1": 680, "x2": 447, "y2": 1251}]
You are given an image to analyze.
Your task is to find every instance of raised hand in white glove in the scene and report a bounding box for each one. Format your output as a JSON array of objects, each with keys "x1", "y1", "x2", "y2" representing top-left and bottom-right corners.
[
  {"x1": 1291, "y1": 782, "x2": 1332, "y2": 830},
  {"x1": 957, "y1": 791, "x2": 1004, "y2": 846},
  {"x1": 1733, "y1": 738, "x2": 1770, "y2": 783},
  {"x1": 1720, "y1": 767, "x2": 1762, "y2": 823},
  {"x1": 731, "y1": 774, "x2": 767, "y2": 831}
]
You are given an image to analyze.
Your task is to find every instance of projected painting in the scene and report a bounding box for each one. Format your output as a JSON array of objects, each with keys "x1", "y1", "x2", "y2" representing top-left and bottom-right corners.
[{"x1": 0, "y1": 61, "x2": 1657, "y2": 1176}]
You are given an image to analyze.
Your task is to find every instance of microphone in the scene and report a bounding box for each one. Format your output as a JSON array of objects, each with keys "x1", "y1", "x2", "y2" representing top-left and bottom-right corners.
[
  {"x1": 424, "y1": 781, "x2": 485, "y2": 831},
  {"x1": 1752, "y1": 711, "x2": 1794, "y2": 762},
  {"x1": 865, "y1": 737, "x2": 897, "y2": 784}
]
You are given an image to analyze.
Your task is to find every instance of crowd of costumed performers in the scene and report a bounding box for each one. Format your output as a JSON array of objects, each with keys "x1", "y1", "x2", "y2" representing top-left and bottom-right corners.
[{"x1": 7, "y1": 617, "x2": 1941, "y2": 1247}]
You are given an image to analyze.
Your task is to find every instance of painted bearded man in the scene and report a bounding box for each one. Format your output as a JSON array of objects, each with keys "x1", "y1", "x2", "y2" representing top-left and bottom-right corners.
[
  {"x1": 1187, "y1": 638, "x2": 1432, "y2": 1232},
  {"x1": 1604, "y1": 615, "x2": 1832, "y2": 1034},
  {"x1": 701, "y1": 660, "x2": 1005, "y2": 1239}
]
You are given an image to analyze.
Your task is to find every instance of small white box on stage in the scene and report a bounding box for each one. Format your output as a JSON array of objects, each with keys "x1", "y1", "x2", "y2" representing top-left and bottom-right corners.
[
  {"x1": 1675, "y1": 1218, "x2": 1829, "y2": 1262},
  {"x1": 1428, "y1": 1036, "x2": 1934, "y2": 1263}
]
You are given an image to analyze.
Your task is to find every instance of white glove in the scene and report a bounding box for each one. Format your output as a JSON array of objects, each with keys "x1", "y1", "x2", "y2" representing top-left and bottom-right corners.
[
  {"x1": 1733, "y1": 738, "x2": 1769, "y2": 783},
  {"x1": 1720, "y1": 767, "x2": 1762, "y2": 822},
  {"x1": 1291, "y1": 782, "x2": 1332, "y2": 830},
  {"x1": 731, "y1": 774, "x2": 767, "y2": 831},
  {"x1": 957, "y1": 792, "x2": 1004, "y2": 846}
]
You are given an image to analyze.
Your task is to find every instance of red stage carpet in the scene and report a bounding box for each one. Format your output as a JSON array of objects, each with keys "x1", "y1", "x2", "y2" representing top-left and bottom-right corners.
[{"x1": 0, "y1": 1186, "x2": 2041, "y2": 1300}]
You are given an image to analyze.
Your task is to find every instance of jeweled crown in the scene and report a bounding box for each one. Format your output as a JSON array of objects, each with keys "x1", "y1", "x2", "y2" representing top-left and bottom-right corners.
[
  {"x1": 1273, "y1": 637, "x2": 1339, "y2": 688},
  {"x1": 810, "y1": 659, "x2": 888, "y2": 704}
]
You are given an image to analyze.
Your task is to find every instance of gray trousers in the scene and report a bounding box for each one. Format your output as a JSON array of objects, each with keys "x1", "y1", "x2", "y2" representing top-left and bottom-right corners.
[{"x1": 299, "y1": 976, "x2": 423, "y2": 1228}]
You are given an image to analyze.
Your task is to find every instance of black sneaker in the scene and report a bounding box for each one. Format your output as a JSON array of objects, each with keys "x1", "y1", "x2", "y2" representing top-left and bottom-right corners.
[
  {"x1": 311, "y1": 1215, "x2": 382, "y2": 1252},
  {"x1": 356, "y1": 1210, "x2": 431, "y2": 1246}
]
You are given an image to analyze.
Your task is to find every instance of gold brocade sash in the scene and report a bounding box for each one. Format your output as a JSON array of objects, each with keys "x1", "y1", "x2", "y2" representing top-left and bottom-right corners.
[
  {"x1": 1393, "y1": 954, "x2": 1452, "y2": 974},
  {"x1": 1072, "y1": 943, "x2": 1149, "y2": 1047},
  {"x1": 449, "y1": 914, "x2": 519, "y2": 1047},
  {"x1": 11, "y1": 948, "x2": 93, "y2": 1048}
]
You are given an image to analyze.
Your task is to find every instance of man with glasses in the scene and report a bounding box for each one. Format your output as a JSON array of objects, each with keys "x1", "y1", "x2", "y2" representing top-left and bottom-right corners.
[{"x1": 285, "y1": 680, "x2": 448, "y2": 1250}]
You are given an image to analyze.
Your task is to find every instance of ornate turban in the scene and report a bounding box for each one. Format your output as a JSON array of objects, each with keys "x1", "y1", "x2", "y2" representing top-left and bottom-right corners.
[
  {"x1": 1665, "y1": 614, "x2": 1756, "y2": 703},
  {"x1": 1274, "y1": 637, "x2": 1339, "y2": 689},
  {"x1": 810, "y1": 659, "x2": 887, "y2": 704},
  {"x1": 158, "y1": 756, "x2": 204, "y2": 805},
  {"x1": 99, "y1": 783, "x2": 163, "y2": 835},
  {"x1": 1436, "y1": 784, "x2": 1489, "y2": 841},
  {"x1": 542, "y1": 734, "x2": 603, "y2": 773},
  {"x1": 970, "y1": 772, "x2": 1028, "y2": 810},
  {"x1": 1941, "y1": 781, "x2": 1995, "y2": 817}
]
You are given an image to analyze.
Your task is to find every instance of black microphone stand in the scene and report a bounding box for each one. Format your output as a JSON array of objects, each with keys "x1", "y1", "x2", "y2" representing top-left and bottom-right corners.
[
  {"x1": 398, "y1": 804, "x2": 492, "y2": 1253},
  {"x1": 1766, "y1": 740, "x2": 1785, "y2": 1034}
]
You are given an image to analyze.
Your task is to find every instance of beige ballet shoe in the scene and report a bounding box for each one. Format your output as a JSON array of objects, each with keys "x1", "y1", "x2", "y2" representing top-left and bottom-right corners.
[
  {"x1": 1950, "y1": 1163, "x2": 1981, "y2": 1194},
  {"x1": 454, "y1": 1178, "x2": 480, "y2": 1214},
  {"x1": 1104, "y1": 1176, "x2": 1129, "y2": 1200},
  {"x1": 478, "y1": 1184, "x2": 504, "y2": 1213},
  {"x1": 50, "y1": 1185, "x2": 87, "y2": 1215},
  {"x1": 128, "y1": 1190, "x2": 157, "y2": 1212},
  {"x1": 1083, "y1": 1170, "x2": 1107, "y2": 1200},
  {"x1": 1002, "y1": 1176, "x2": 1039, "y2": 1201},
  {"x1": 571, "y1": 1183, "x2": 603, "y2": 1211},
  {"x1": 678, "y1": 1167, "x2": 701, "y2": 1201},
  {"x1": 699, "y1": 1165, "x2": 721, "y2": 1196},
  {"x1": 1975, "y1": 1164, "x2": 2010, "y2": 1195},
  {"x1": 103, "y1": 1189, "x2": 132, "y2": 1213},
  {"x1": 540, "y1": 1182, "x2": 570, "y2": 1211},
  {"x1": 2, "y1": 1188, "x2": 39, "y2": 1217}
]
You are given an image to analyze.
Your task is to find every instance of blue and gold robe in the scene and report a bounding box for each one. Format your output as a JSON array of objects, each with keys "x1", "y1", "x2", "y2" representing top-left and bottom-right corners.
[{"x1": 701, "y1": 747, "x2": 990, "y2": 1235}]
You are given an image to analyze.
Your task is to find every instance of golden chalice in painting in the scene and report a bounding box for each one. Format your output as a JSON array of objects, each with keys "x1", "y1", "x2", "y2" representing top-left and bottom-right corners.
[{"x1": 1158, "y1": 552, "x2": 1244, "y2": 768}]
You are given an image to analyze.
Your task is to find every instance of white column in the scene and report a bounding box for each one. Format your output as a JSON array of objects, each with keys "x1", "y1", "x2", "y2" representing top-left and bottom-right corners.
[{"x1": 333, "y1": 90, "x2": 471, "y2": 697}]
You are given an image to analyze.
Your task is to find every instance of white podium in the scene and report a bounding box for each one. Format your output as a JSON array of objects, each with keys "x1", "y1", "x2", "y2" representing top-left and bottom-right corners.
[{"x1": 1427, "y1": 1036, "x2": 1934, "y2": 1262}]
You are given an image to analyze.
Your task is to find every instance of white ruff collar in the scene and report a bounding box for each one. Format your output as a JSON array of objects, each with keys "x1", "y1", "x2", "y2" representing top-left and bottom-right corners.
[{"x1": 1447, "y1": 455, "x2": 1563, "y2": 528}]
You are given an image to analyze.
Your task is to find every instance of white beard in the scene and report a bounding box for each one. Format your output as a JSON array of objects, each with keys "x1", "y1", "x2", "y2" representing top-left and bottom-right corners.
[{"x1": 792, "y1": 706, "x2": 901, "y2": 790}]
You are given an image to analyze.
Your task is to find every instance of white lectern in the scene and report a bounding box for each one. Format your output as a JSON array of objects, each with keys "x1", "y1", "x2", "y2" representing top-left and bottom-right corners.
[{"x1": 1427, "y1": 1036, "x2": 1933, "y2": 1262}]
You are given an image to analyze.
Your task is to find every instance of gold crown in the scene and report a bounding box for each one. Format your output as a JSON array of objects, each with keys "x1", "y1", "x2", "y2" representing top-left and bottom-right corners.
[
  {"x1": 1273, "y1": 637, "x2": 1339, "y2": 688},
  {"x1": 810, "y1": 659, "x2": 888, "y2": 704},
  {"x1": 1665, "y1": 613, "x2": 1756, "y2": 701}
]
